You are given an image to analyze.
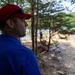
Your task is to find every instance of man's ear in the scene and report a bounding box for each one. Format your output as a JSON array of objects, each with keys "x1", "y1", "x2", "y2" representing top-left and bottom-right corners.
[{"x1": 6, "y1": 19, "x2": 14, "y2": 28}]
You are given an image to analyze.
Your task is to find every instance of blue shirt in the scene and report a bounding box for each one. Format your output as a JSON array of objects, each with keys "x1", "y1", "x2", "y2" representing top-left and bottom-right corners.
[{"x1": 0, "y1": 34, "x2": 41, "y2": 75}]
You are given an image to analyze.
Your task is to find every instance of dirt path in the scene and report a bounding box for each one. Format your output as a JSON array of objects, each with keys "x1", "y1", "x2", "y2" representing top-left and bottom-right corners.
[{"x1": 58, "y1": 38, "x2": 75, "y2": 75}]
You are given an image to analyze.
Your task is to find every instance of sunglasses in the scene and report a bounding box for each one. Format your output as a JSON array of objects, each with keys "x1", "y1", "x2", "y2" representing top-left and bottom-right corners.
[
  {"x1": 9, "y1": 8, "x2": 25, "y2": 18},
  {"x1": 12, "y1": 8, "x2": 24, "y2": 15}
]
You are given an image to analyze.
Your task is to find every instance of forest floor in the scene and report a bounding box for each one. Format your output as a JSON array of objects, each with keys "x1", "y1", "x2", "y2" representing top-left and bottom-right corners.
[{"x1": 23, "y1": 35, "x2": 75, "y2": 75}]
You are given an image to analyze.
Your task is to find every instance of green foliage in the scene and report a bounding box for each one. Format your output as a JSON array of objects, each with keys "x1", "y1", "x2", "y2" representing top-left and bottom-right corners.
[
  {"x1": 0, "y1": 0, "x2": 32, "y2": 13},
  {"x1": 53, "y1": 12, "x2": 75, "y2": 34}
]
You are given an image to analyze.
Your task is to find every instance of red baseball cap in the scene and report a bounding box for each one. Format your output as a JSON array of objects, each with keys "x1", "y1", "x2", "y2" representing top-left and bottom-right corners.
[{"x1": 0, "y1": 3, "x2": 33, "y2": 21}]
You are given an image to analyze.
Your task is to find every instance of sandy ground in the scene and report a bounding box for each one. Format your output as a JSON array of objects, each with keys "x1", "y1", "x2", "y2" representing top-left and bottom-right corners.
[
  {"x1": 58, "y1": 36, "x2": 75, "y2": 75},
  {"x1": 23, "y1": 35, "x2": 75, "y2": 75}
]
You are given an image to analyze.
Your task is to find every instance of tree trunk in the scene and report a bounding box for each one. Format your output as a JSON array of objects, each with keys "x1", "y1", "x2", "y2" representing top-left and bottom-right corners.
[
  {"x1": 34, "y1": 0, "x2": 39, "y2": 54},
  {"x1": 31, "y1": 0, "x2": 35, "y2": 51}
]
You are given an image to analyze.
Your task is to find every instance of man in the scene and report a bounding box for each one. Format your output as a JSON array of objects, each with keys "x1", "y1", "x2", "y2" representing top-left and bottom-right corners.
[{"x1": 0, "y1": 4, "x2": 41, "y2": 75}]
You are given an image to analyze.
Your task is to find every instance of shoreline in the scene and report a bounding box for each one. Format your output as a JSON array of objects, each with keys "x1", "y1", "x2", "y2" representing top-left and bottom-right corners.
[{"x1": 21, "y1": 34, "x2": 75, "y2": 49}]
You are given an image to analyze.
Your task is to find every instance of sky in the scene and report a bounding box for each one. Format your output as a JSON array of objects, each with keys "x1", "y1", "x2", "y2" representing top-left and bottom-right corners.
[
  {"x1": 61, "y1": 1, "x2": 75, "y2": 12},
  {"x1": 41, "y1": 0, "x2": 75, "y2": 13}
]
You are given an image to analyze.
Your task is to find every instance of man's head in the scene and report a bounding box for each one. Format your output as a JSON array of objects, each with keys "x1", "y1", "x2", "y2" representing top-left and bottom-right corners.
[{"x1": 0, "y1": 3, "x2": 33, "y2": 38}]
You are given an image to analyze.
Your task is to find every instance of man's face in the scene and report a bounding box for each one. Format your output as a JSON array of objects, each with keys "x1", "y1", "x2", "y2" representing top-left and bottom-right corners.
[{"x1": 12, "y1": 18, "x2": 28, "y2": 37}]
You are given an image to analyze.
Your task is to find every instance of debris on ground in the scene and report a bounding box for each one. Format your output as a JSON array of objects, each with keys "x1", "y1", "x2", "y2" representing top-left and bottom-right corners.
[{"x1": 37, "y1": 43, "x2": 69, "y2": 75}]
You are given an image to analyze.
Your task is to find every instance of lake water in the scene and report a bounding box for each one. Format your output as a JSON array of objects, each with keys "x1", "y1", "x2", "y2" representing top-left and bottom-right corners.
[{"x1": 20, "y1": 29, "x2": 49, "y2": 42}]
